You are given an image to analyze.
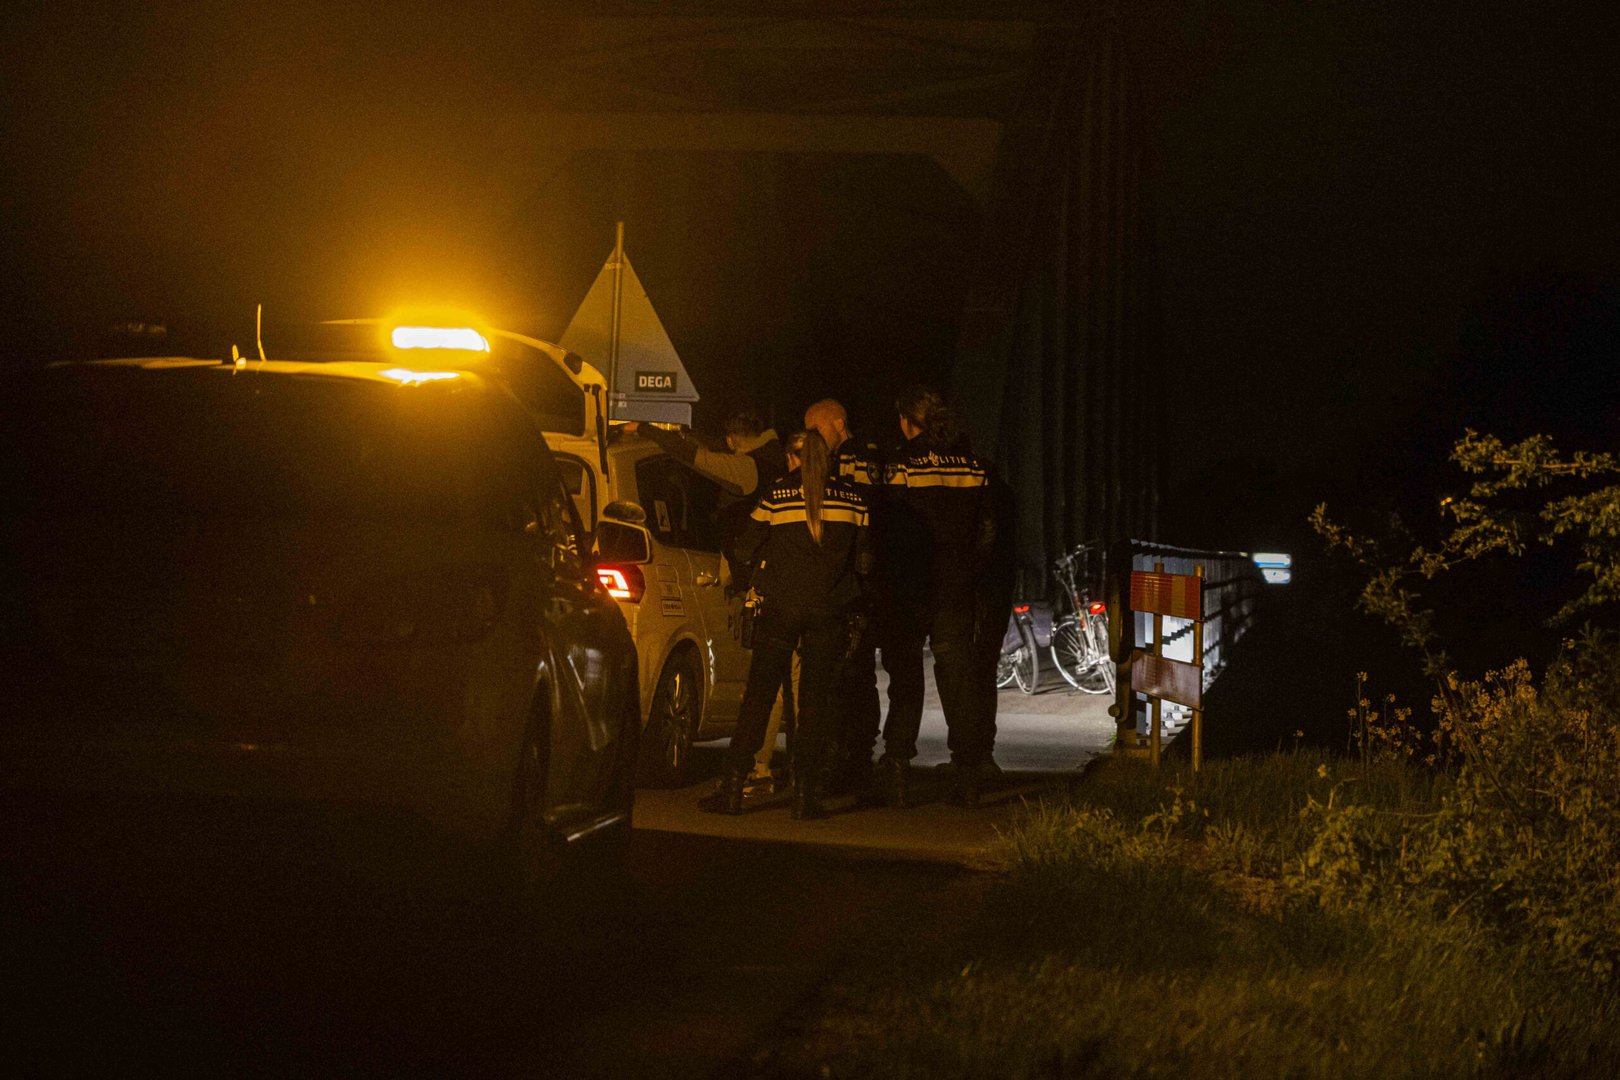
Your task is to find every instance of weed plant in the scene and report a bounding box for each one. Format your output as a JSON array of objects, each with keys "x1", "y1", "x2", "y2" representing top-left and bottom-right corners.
[
  {"x1": 749, "y1": 428, "x2": 1620, "y2": 1078},
  {"x1": 1311, "y1": 427, "x2": 1620, "y2": 982},
  {"x1": 753, "y1": 752, "x2": 1619, "y2": 1079}
]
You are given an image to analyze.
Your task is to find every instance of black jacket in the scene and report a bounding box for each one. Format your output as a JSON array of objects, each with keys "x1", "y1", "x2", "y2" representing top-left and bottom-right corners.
[
  {"x1": 831, "y1": 437, "x2": 890, "y2": 600},
  {"x1": 736, "y1": 470, "x2": 871, "y2": 612},
  {"x1": 884, "y1": 438, "x2": 994, "y2": 606},
  {"x1": 830, "y1": 437, "x2": 884, "y2": 491}
]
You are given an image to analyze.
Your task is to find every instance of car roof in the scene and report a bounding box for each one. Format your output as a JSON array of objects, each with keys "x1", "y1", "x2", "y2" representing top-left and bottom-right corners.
[
  {"x1": 317, "y1": 319, "x2": 607, "y2": 390},
  {"x1": 50, "y1": 356, "x2": 505, "y2": 393}
]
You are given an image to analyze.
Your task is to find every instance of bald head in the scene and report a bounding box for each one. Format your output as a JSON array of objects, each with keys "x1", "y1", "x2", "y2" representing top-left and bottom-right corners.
[{"x1": 804, "y1": 399, "x2": 850, "y2": 452}]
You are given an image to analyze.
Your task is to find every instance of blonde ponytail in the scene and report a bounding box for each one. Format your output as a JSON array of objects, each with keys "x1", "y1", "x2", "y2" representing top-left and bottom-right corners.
[{"x1": 800, "y1": 429, "x2": 830, "y2": 544}]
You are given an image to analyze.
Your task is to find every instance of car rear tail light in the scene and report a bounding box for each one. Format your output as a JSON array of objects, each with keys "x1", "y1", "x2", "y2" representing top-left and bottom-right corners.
[
  {"x1": 1089, "y1": 601, "x2": 1107, "y2": 615},
  {"x1": 596, "y1": 564, "x2": 645, "y2": 603},
  {"x1": 332, "y1": 564, "x2": 507, "y2": 646}
]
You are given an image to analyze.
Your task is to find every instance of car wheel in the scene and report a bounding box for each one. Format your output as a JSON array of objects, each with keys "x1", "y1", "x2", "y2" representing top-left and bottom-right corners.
[{"x1": 636, "y1": 650, "x2": 700, "y2": 788}]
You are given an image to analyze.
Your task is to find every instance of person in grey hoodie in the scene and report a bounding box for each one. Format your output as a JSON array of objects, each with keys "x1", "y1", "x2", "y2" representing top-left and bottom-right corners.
[{"x1": 625, "y1": 407, "x2": 788, "y2": 589}]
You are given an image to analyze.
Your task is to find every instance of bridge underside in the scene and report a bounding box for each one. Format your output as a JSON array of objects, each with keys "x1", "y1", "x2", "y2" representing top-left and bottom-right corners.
[
  {"x1": 36, "y1": 2, "x2": 1162, "y2": 580},
  {"x1": 501, "y1": 5, "x2": 1160, "y2": 580}
]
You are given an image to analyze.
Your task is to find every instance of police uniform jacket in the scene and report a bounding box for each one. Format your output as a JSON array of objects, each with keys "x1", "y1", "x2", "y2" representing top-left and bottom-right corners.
[
  {"x1": 830, "y1": 438, "x2": 884, "y2": 492},
  {"x1": 885, "y1": 439, "x2": 994, "y2": 606},
  {"x1": 735, "y1": 470, "x2": 871, "y2": 612},
  {"x1": 830, "y1": 437, "x2": 890, "y2": 600}
]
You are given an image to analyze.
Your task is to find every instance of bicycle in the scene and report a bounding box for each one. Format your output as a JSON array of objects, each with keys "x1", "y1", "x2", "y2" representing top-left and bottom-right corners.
[
  {"x1": 995, "y1": 603, "x2": 1040, "y2": 694},
  {"x1": 1049, "y1": 544, "x2": 1115, "y2": 695}
]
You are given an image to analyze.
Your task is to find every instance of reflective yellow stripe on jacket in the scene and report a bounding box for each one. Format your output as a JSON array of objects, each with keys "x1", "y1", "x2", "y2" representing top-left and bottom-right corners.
[
  {"x1": 751, "y1": 494, "x2": 868, "y2": 527},
  {"x1": 888, "y1": 454, "x2": 987, "y2": 489}
]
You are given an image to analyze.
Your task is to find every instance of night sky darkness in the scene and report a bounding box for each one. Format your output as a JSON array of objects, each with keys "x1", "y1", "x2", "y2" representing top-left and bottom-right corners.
[
  {"x1": 1151, "y1": 4, "x2": 1620, "y2": 470},
  {"x1": 4, "y1": 1, "x2": 1618, "y2": 536}
]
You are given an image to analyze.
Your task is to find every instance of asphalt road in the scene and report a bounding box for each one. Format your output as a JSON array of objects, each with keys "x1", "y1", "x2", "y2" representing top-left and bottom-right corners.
[
  {"x1": 2, "y1": 793, "x2": 982, "y2": 1079},
  {"x1": 2, "y1": 668, "x2": 1105, "y2": 1078}
]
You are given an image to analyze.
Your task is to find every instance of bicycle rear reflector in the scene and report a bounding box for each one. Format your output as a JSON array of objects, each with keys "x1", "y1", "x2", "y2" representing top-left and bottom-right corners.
[{"x1": 1088, "y1": 601, "x2": 1107, "y2": 615}]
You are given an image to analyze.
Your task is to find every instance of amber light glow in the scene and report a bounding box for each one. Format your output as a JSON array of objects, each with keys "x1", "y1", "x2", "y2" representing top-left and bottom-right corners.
[
  {"x1": 390, "y1": 325, "x2": 491, "y2": 352},
  {"x1": 379, "y1": 367, "x2": 461, "y2": 386}
]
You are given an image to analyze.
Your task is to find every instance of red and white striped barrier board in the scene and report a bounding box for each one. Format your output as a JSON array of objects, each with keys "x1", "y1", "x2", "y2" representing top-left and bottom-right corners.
[
  {"x1": 1130, "y1": 650, "x2": 1203, "y2": 709},
  {"x1": 1130, "y1": 570, "x2": 1203, "y2": 621}
]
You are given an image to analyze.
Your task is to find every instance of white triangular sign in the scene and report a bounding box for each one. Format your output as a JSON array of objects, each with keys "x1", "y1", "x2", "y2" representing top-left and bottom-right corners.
[{"x1": 560, "y1": 225, "x2": 699, "y2": 424}]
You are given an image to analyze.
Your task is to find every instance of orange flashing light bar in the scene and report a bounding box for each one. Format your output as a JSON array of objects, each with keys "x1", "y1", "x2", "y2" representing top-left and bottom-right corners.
[{"x1": 390, "y1": 326, "x2": 490, "y2": 352}]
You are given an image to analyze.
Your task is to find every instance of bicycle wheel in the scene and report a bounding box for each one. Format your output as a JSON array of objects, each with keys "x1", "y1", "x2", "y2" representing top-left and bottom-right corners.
[
  {"x1": 1011, "y1": 618, "x2": 1039, "y2": 693},
  {"x1": 1052, "y1": 613, "x2": 1115, "y2": 695},
  {"x1": 1049, "y1": 615, "x2": 1090, "y2": 690},
  {"x1": 1074, "y1": 611, "x2": 1116, "y2": 695},
  {"x1": 995, "y1": 647, "x2": 1019, "y2": 689}
]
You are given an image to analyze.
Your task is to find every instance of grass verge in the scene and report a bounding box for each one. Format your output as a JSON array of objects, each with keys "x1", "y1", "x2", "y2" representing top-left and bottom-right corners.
[{"x1": 740, "y1": 753, "x2": 1620, "y2": 1079}]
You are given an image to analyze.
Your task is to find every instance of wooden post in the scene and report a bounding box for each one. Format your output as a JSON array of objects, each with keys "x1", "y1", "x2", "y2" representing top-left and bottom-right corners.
[
  {"x1": 1108, "y1": 540, "x2": 1139, "y2": 753},
  {"x1": 1191, "y1": 564, "x2": 1205, "y2": 773},
  {"x1": 1150, "y1": 560, "x2": 1164, "y2": 767}
]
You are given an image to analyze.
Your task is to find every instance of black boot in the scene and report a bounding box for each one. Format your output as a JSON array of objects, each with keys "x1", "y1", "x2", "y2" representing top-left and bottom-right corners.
[
  {"x1": 947, "y1": 760, "x2": 983, "y2": 808},
  {"x1": 826, "y1": 753, "x2": 874, "y2": 798},
  {"x1": 877, "y1": 754, "x2": 912, "y2": 809},
  {"x1": 790, "y1": 754, "x2": 829, "y2": 820},
  {"x1": 698, "y1": 764, "x2": 747, "y2": 815},
  {"x1": 790, "y1": 778, "x2": 828, "y2": 820}
]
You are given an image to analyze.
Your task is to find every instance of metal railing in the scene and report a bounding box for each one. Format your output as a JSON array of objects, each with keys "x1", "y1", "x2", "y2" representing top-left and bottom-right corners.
[{"x1": 1103, "y1": 540, "x2": 1264, "y2": 753}]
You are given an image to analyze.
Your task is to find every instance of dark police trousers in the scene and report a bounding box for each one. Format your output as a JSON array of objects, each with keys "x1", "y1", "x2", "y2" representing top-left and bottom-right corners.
[
  {"x1": 726, "y1": 603, "x2": 845, "y2": 774},
  {"x1": 832, "y1": 614, "x2": 886, "y2": 765},
  {"x1": 879, "y1": 594, "x2": 980, "y2": 764},
  {"x1": 966, "y1": 575, "x2": 1016, "y2": 765}
]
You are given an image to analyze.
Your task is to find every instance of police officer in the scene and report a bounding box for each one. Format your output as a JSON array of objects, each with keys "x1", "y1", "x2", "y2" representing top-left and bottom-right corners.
[
  {"x1": 803, "y1": 398, "x2": 887, "y2": 795},
  {"x1": 699, "y1": 430, "x2": 871, "y2": 819},
  {"x1": 877, "y1": 386, "x2": 995, "y2": 807},
  {"x1": 964, "y1": 461, "x2": 1018, "y2": 801}
]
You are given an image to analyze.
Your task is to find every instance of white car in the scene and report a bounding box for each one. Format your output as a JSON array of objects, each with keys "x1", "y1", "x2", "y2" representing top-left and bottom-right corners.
[
  {"x1": 314, "y1": 320, "x2": 759, "y2": 786},
  {"x1": 554, "y1": 432, "x2": 764, "y2": 785}
]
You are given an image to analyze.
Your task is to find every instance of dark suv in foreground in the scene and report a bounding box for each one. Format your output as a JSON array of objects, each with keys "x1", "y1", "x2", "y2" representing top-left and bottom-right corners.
[{"x1": 2, "y1": 356, "x2": 640, "y2": 890}]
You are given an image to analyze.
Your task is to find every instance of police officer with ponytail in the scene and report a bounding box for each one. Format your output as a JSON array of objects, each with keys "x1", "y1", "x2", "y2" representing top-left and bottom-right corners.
[
  {"x1": 700, "y1": 430, "x2": 871, "y2": 819},
  {"x1": 877, "y1": 386, "x2": 996, "y2": 807}
]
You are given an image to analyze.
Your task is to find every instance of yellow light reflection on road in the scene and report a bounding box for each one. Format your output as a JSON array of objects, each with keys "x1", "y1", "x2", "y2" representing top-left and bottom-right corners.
[
  {"x1": 379, "y1": 367, "x2": 462, "y2": 386},
  {"x1": 390, "y1": 325, "x2": 490, "y2": 352}
]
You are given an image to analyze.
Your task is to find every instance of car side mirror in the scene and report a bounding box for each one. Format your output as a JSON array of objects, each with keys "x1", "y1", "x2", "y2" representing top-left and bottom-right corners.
[
  {"x1": 602, "y1": 499, "x2": 647, "y2": 525},
  {"x1": 594, "y1": 518, "x2": 653, "y2": 565}
]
